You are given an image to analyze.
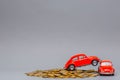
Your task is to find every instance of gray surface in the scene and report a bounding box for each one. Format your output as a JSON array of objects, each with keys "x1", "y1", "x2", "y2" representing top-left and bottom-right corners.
[{"x1": 0, "y1": 0, "x2": 120, "y2": 80}]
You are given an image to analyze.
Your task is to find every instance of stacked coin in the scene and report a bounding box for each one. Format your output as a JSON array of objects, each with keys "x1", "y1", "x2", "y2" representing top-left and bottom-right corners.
[{"x1": 25, "y1": 68, "x2": 99, "y2": 78}]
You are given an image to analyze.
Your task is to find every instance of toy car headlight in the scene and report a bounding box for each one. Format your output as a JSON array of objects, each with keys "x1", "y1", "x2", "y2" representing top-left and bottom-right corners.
[
  {"x1": 110, "y1": 69, "x2": 114, "y2": 72},
  {"x1": 100, "y1": 69, "x2": 104, "y2": 72}
]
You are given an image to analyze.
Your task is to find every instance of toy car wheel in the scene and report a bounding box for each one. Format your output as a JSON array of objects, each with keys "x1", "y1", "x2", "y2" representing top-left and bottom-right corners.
[
  {"x1": 92, "y1": 60, "x2": 98, "y2": 66},
  {"x1": 67, "y1": 64, "x2": 75, "y2": 71},
  {"x1": 111, "y1": 74, "x2": 114, "y2": 76}
]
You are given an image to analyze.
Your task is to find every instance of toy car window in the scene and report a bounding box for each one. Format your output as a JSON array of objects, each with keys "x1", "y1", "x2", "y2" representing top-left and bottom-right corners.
[
  {"x1": 72, "y1": 57, "x2": 78, "y2": 61},
  {"x1": 101, "y1": 62, "x2": 112, "y2": 66},
  {"x1": 79, "y1": 56, "x2": 85, "y2": 59}
]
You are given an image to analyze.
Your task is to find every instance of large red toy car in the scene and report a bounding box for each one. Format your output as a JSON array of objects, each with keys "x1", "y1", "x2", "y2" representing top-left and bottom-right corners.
[
  {"x1": 64, "y1": 53, "x2": 100, "y2": 71},
  {"x1": 98, "y1": 60, "x2": 115, "y2": 76}
]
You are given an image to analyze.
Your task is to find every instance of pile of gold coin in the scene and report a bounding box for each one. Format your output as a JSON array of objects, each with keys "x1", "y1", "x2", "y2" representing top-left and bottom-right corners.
[{"x1": 25, "y1": 69, "x2": 99, "y2": 78}]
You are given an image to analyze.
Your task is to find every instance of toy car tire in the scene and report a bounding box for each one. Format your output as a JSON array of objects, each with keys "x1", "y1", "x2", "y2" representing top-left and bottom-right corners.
[
  {"x1": 91, "y1": 60, "x2": 98, "y2": 66},
  {"x1": 111, "y1": 74, "x2": 114, "y2": 76},
  {"x1": 99, "y1": 74, "x2": 103, "y2": 76},
  {"x1": 67, "y1": 64, "x2": 75, "y2": 71}
]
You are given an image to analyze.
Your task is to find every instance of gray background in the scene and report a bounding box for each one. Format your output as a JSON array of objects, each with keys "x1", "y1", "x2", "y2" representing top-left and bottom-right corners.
[{"x1": 0, "y1": 0, "x2": 120, "y2": 80}]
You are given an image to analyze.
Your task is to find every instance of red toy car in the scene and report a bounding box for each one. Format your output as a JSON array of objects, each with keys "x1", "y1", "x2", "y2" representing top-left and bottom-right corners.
[
  {"x1": 64, "y1": 53, "x2": 100, "y2": 71},
  {"x1": 98, "y1": 60, "x2": 115, "y2": 76}
]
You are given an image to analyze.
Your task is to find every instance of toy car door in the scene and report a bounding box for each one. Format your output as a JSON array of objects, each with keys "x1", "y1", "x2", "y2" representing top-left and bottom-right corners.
[
  {"x1": 78, "y1": 55, "x2": 90, "y2": 66},
  {"x1": 72, "y1": 56, "x2": 80, "y2": 67}
]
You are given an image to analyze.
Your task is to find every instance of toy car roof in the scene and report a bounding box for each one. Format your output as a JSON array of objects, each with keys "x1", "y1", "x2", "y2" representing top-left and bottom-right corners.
[
  {"x1": 100, "y1": 60, "x2": 112, "y2": 63},
  {"x1": 70, "y1": 53, "x2": 86, "y2": 58}
]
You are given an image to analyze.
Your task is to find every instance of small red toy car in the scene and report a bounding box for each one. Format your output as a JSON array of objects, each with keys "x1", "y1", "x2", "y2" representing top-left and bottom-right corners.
[
  {"x1": 98, "y1": 60, "x2": 115, "y2": 76},
  {"x1": 64, "y1": 53, "x2": 100, "y2": 71}
]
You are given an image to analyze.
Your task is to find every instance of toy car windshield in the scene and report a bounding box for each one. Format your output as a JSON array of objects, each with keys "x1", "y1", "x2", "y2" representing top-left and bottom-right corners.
[{"x1": 101, "y1": 62, "x2": 112, "y2": 66}]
